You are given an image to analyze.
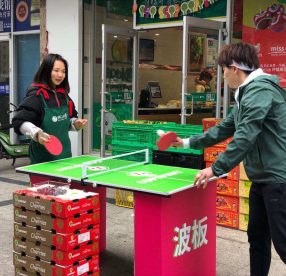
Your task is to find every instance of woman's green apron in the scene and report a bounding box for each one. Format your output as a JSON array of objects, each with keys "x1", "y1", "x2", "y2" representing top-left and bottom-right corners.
[{"x1": 30, "y1": 94, "x2": 72, "y2": 164}]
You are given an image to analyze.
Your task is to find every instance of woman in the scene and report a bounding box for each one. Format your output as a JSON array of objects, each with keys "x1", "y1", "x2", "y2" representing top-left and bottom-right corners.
[
  {"x1": 13, "y1": 53, "x2": 87, "y2": 164},
  {"x1": 194, "y1": 69, "x2": 213, "y2": 92}
]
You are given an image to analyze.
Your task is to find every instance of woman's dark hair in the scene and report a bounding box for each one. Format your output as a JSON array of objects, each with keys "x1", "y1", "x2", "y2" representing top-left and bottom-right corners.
[
  {"x1": 199, "y1": 70, "x2": 213, "y2": 82},
  {"x1": 33, "y1": 53, "x2": 70, "y2": 94},
  {"x1": 218, "y1": 43, "x2": 260, "y2": 74}
]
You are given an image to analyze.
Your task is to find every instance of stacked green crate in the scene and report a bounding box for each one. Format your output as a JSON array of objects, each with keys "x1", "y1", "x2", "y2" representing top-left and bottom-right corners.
[
  {"x1": 152, "y1": 124, "x2": 204, "y2": 154},
  {"x1": 112, "y1": 120, "x2": 172, "y2": 163},
  {"x1": 112, "y1": 121, "x2": 204, "y2": 162}
]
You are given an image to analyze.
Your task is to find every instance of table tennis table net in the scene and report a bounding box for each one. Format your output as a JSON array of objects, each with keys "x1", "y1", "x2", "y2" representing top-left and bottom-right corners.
[{"x1": 82, "y1": 149, "x2": 149, "y2": 179}]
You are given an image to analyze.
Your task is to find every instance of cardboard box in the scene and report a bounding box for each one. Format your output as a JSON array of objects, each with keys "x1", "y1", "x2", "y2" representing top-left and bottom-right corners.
[
  {"x1": 15, "y1": 267, "x2": 100, "y2": 276},
  {"x1": 239, "y1": 197, "x2": 249, "y2": 215},
  {"x1": 14, "y1": 208, "x2": 100, "y2": 233},
  {"x1": 239, "y1": 213, "x2": 249, "y2": 231},
  {"x1": 239, "y1": 180, "x2": 252, "y2": 198},
  {"x1": 204, "y1": 147, "x2": 225, "y2": 162},
  {"x1": 14, "y1": 237, "x2": 99, "y2": 266},
  {"x1": 202, "y1": 118, "x2": 221, "y2": 131},
  {"x1": 216, "y1": 195, "x2": 239, "y2": 213},
  {"x1": 13, "y1": 186, "x2": 99, "y2": 218},
  {"x1": 239, "y1": 162, "x2": 249, "y2": 180},
  {"x1": 227, "y1": 166, "x2": 239, "y2": 181},
  {"x1": 14, "y1": 268, "x2": 29, "y2": 276},
  {"x1": 14, "y1": 223, "x2": 99, "y2": 250},
  {"x1": 214, "y1": 137, "x2": 233, "y2": 148},
  {"x1": 216, "y1": 178, "x2": 239, "y2": 197},
  {"x1": 216, "y1": 209, "x2": 239, "y2": 229},
  {"x1": 13, "y1": 252, "x2": 99, "y2": 276},
  {"x1": 206, "y1": 162, "x2": 239, "y2": 181}
]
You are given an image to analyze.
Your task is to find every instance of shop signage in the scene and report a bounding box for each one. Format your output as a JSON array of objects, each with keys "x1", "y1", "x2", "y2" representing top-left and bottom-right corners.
[
  {"x1": 0, "y1": 0, "x2": 11, "y2": 32},
  {"x1": 242, "y1": 1, "x2": 286, "y2": 87},
  {"x1": 173, "y1": 216, "x2": 208, "y2": 257},
  {"x1": 134, "y1": 0, "x2": 227, "y2": 28},
  {"x1": 14, "y1": 0, "x2": 39, "y2": 32}
]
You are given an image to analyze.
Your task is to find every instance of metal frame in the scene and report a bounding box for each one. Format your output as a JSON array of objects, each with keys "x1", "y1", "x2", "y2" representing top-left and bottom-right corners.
[
  {"x1": 100, "y1": 25, "x2": 138, "y2": 157},
  {"x1": 222, "y1": 0, "x2": 234, "y2": 118},
  {"x1": 181, "y1": 16, "x2": 224, "y2": 124}
]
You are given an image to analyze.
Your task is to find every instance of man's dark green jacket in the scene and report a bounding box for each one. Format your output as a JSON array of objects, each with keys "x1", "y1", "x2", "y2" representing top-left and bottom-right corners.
[{"x1": 188, "y1": 72, "x2": 286, "y2": 183}]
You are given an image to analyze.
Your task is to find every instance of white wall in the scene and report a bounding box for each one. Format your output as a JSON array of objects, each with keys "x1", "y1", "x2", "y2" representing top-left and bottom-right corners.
[{"x1": 46, "y1": 0, "x2": 83, "y2": 156}]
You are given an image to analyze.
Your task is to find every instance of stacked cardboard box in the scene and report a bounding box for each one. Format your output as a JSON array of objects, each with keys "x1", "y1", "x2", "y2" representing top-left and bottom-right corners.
[
  {"x1": 13, "y1": 183, "x2": 100, "y2": 275},
  {"x1": 202, "y1": 118, "x2": 239, "y2": 229},
  {"x1": 239, "y1": 162, "x2": 252, "y2": 231}
]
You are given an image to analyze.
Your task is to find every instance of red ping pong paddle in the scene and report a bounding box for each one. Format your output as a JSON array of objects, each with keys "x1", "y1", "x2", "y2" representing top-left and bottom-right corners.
[
  {"x1": 44, "y1": 135, "x2": 63, "y2": 156},
  {"x1": 156, "y1": 130, "x2": 178, "y2": 151}
]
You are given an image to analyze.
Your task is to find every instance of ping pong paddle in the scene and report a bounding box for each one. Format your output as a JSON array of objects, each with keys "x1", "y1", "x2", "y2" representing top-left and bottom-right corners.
[
  {"x1": 156, "y1": 130, "x2": 178, "y2": 151},
  {"x1": 44, "y1": 135, "x2": 63, "y2": 156}
]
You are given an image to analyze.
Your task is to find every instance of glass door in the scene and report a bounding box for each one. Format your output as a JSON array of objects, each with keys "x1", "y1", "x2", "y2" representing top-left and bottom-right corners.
[
  {"x1": 0, "y1": 36, "x2": 10, "y2": 132},
  {"x1": 181, "y1": 16, "x2": 224, "y2": 124},
  {"x1": 100, "y1": 25, "x2": 138, "y2": 157}
]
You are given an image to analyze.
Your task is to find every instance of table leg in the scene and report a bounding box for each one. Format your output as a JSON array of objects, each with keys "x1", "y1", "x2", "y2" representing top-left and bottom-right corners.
[{"x1": 134, "y1": 182, "x2": 216, "y2": 276}]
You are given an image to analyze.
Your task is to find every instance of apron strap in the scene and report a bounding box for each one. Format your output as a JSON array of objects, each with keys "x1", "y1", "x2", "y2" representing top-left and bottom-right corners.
[{"x1": 39, "y1": 93, "x2": 49, "y2": 108}]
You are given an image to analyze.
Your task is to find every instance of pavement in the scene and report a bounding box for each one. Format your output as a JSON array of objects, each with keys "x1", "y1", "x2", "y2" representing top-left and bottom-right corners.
[{"x1": 1, "y1": 157, "x2": 286, "y2": 276}]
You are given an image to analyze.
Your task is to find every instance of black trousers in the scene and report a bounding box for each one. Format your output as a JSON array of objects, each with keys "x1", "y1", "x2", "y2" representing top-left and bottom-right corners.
[{"x1": 247, "y1": 182, "x2": 286, "y2": 276}]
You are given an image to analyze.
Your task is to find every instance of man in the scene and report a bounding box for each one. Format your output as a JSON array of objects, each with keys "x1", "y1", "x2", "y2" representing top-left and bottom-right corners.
[{"x1": 174, "y1": 43, "x2": 286, "y2": 275}]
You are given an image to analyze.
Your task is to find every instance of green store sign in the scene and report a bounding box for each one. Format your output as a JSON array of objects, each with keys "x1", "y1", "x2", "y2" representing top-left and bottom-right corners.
[{"x1": 135, "y1": 0, "x2": 227, "y2": 27}]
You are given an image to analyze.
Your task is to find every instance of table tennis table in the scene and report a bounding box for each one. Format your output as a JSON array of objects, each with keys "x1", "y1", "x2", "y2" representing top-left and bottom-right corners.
[{"x1": 16, "y1": 150, "x2": 216, "y2": 276}]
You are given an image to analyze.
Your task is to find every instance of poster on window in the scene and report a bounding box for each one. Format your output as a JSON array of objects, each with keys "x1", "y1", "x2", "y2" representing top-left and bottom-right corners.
[
  {"x1": 0, "y1": 0, "x2": 11, "y2": 32},
  {"x1": 189, "y1": 33, "x2": 206, "y2": 73},
  {"x1": 14, "y1": 0, "x2": 39, "y2": 31},
  {"x1": 206, "y1": 38, "x2": 218, "y2": 68},
  {"x1": 242, "y1": 1, "x2": 286, "y2": 87}
]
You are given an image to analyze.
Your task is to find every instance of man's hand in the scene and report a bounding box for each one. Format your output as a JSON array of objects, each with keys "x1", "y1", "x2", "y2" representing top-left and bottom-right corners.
[
  {"x1": 171, "y1": 137, "x2": 184, "y2": 148},
  {"x1": 74, "y1": 119, "x2": 88, "y2": 130},
  {"x1": 194, "y1": 167, "x2": 214, "y2": 189}
]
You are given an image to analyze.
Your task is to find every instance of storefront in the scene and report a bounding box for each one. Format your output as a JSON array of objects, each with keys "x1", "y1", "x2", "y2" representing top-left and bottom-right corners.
[
  {"x1": 85, "y1": 0, "x2": 232, "y2": 155},
  {"x1": 2, "y1": 0, "x2": 286, "y2": 156}
]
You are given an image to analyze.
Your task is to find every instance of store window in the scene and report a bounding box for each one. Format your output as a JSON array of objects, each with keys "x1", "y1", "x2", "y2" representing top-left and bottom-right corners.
[
  {"x1": 15, "y1": 34, "x2": 40, "y2": 102},
  {"x1": 0, "y1": 40, "x2": 10, "y2": 128},
  {"x1": 0, "y1": 0, "x2": 40, "y2": 142}
]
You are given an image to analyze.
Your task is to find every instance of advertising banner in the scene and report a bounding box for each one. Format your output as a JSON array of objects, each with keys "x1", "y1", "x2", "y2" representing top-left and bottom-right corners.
[
  {"x1": 242, "y1": 1, "x2": 286, "y2": 87},
  {"x1": 14, "y1": 0, "x2": 39, "y2": 31},
  {"x1": 134, "y1": 0, "x2": 227, "y2": 29},
  {"x1": 0, "y1": 0, "x2": 11, "y2": 32}
]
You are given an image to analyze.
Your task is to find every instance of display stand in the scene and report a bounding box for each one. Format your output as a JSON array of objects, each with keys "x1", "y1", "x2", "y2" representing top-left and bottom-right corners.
[{"x1": 21, "y1": 156, "x2": 217, "y2": 276}]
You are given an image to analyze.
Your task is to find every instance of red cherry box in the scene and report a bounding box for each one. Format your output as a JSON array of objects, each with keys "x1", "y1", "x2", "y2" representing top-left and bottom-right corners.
[
  {"x1": 14, "y1": 237, "x2": 99, "y2": 266},
  {"x1": 14, "y1": 207, "x2": 100, "y2": 233},
  {"x1": 14, "y1": 223, "x2": 99, "y2": 251},
  {"x1": 14, "y1": 252, "x2": 99, "y2": 276},
  {"x1": 13, "y1": 184, "x2": 99, "y2": 218}
]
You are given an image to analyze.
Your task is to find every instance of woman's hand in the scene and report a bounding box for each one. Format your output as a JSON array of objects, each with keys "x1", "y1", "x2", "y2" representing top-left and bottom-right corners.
[
  {"x1": 36, "y1": 130, "x2": 50, "y2": 145},
  {"x1": 194, "y1": 167, "x2": 214, "y2": 189},
  {"x1": 74, "y1": 118, "x2": 88, "y2": 130}
]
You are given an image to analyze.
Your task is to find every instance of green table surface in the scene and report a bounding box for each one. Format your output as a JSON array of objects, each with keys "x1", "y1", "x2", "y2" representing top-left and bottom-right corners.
[{"x1": 16, "y1": 155, "x2": 200, "y2": 196}]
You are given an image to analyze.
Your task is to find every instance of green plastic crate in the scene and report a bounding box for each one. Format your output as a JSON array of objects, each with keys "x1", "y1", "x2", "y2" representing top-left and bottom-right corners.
[
  {"x1": 152, "y1": 124, "x2": 204, "y2": 154},
  {"x1": 112, "y1": 121, "x2": 175, "y2": 146}
]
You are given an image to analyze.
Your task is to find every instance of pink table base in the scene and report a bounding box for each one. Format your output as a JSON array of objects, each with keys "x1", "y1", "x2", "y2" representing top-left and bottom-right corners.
[{"x1": 134, "y1": 181, "x2": 216, "y2": 276}]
